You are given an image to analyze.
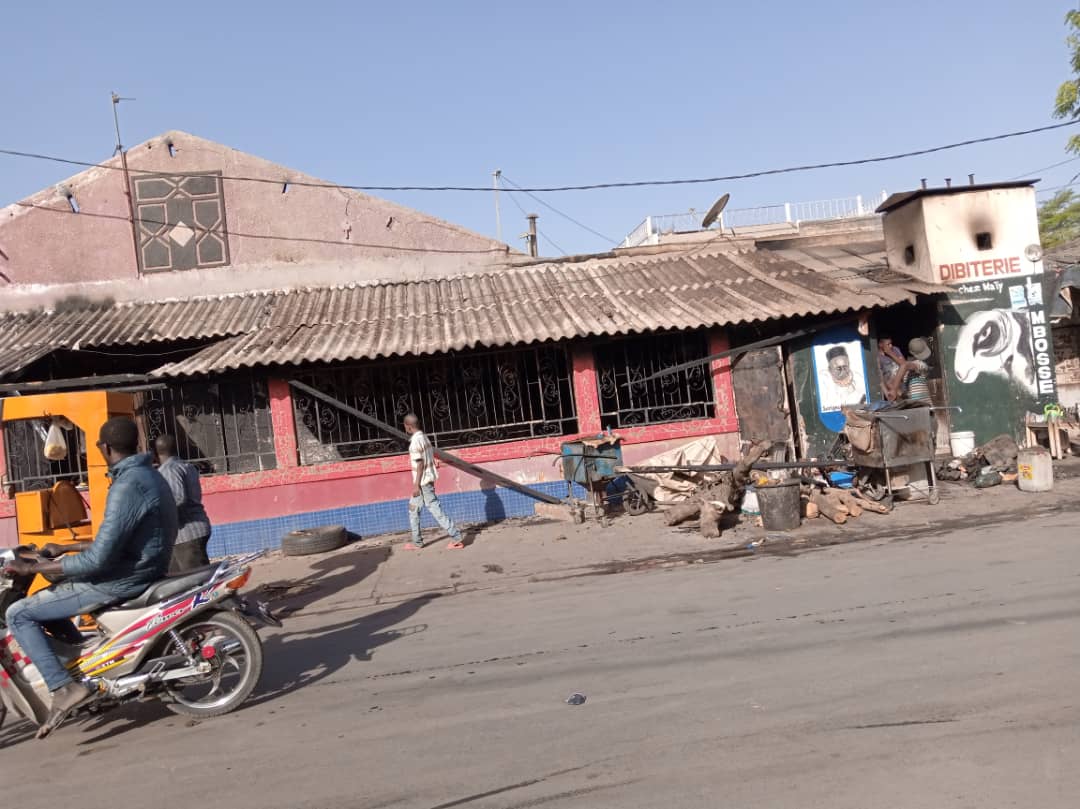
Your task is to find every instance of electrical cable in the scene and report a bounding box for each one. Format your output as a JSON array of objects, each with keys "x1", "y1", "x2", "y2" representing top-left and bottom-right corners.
[
  {"x1": 500, "y1": 175, "x2": 617, "y2": 243},
  {"x1": 500, "y1": 184, "x2": 569, "y2": 256},
  {"x1": 2, "y1": 120, "x2": 1077, "y2": 194}
]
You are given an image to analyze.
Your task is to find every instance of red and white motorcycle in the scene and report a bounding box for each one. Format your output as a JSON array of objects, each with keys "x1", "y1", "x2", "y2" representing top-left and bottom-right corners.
[{"x1": 0, "y1": 545, "x2": 279, "y2": 735}]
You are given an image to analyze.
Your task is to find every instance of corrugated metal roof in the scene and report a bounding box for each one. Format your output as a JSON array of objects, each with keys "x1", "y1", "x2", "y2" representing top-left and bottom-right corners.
[
  {"x1": 151, "y1": 247, "x2": 943, "y2": 377},
  {"x1": 0, "y1": 345, "x2": 54, "y2": 378},
  {"x1": 0, "y1": 294, "x2": 274, "y2": 354},
  {"x1": 0, "y1": 245, "x2": 947, "y2": 380}
]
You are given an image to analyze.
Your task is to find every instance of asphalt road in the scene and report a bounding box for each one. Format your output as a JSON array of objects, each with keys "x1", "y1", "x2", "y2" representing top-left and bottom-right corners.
[{"x1": 3, "y1": 508, "x2": 1078, "y2": 809}]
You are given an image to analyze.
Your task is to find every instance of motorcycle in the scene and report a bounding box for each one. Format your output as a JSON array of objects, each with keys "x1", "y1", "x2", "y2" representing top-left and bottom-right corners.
[{"x1": 0, "y1": 545, "x2": 280, "y2": 736}]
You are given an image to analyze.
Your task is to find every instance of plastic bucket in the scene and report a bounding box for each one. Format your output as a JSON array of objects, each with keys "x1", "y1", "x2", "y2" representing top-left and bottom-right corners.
[
  {"x1": 1017, "y1": 446, "x2": 1053, "y2": 492},
  {"x1": 756, "y1": 479, "x2": 801, "y2": 531},
  {"x1": 949, "y1": 431, "x2": 976, "y2": 457}
]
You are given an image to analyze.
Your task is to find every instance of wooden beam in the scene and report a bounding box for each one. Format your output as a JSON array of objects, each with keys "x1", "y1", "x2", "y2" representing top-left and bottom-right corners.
[{"x1": 0, "y1": 374, "x2": 159, "y2": 394}]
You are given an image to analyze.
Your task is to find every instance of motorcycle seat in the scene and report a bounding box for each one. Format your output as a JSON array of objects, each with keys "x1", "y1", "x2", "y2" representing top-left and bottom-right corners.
[{"x1": 113, "y1": 566, "x2": 217, "y2": 610}]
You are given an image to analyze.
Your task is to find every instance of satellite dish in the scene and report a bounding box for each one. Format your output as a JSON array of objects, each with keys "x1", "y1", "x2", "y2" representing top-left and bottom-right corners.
[
  {"x1": 1024, "y1": 244, "x2": 1043, "y2": 263},
  {"x1": 701, "y1": 193, "x2": 731, "y2": 229}
]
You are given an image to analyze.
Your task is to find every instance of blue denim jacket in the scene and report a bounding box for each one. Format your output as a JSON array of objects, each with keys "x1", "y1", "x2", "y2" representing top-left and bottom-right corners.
[{"x1": 61, "y1": 453, "x2": 179, "y2": 599}]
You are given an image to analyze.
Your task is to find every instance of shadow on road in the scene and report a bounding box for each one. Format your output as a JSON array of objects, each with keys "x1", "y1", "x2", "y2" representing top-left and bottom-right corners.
[
  {"x1": 251, "y1": 593, "x2": 438, "y2": 706},
  {"x1": 256, "y1": 545, "x2": 392, "y2": 617}
]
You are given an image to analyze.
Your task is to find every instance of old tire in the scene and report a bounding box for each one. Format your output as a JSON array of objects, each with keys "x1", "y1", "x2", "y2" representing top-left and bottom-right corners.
[{"x1": 280, "y1": 525, "x2": 348, "y2": 557}]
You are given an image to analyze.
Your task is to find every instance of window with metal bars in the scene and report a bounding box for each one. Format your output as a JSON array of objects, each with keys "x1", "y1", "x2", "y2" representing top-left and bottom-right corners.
[
  {"x1": 1, "y1": 376, "x2": 276, "y2": 494},
  {"x1": 291, "y1": 345, "x2": 578, "y2": 465},
  {"x1": 594, "y1": 331, "x2": 716, "y2": 429},
  {"x1": 138, "y1": 375, "x2": 276, "y2": 475},
  {"x1": 2, "y1": 421, "x2": 88, "y2": 494}
]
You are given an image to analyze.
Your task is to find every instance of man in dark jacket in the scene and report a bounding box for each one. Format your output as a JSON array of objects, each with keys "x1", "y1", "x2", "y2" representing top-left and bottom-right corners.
[{"x1": 4, "y1": 417, "x2": 178, "y2": 738}]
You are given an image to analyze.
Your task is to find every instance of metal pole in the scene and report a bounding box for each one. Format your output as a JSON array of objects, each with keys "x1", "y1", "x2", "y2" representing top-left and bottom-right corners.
[
  {"x1": 111, "y1": 92, "x2": 142, "y2": 275},
  {"x1": 493, "y1": 169, "x2": 502, "y2": 242},
  {"x1": 526, "y1": 213, "x2": 538, "y2": 257}
]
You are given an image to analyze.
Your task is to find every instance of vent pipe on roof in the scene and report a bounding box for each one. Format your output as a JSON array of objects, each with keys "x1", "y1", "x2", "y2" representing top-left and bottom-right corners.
[
  {"x1": 920, "y1": 178, "x2": 927, "y2": 189},
  {"x1": 945, "y1": 178, "x2": 952, "y2": 188},
  {"x1": 968, "y1": 174, "x2": 975, "y2": 186},
  {"x1": 526, "y1": 214, "x2": 538, "y2": 258}
]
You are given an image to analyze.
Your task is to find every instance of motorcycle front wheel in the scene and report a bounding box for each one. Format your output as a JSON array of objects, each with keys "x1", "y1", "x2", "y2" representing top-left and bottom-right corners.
[{"x1": 161, "y1": 610, "x2": 264, "y2": 718}]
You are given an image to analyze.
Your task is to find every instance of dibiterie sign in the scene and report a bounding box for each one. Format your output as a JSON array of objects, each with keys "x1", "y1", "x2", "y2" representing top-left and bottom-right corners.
[{"x1": 938, "y1": 256, "x2": 1023, "y2": 283}]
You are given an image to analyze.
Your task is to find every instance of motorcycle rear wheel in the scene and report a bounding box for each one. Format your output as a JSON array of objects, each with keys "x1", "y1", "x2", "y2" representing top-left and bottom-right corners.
[{"x1": 161, "y1": 611, "x2": 263, "y2": 718}]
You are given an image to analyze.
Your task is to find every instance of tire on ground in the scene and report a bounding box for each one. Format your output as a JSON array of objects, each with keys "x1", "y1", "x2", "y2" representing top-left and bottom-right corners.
[{"x1": 280, "y1": 525, "x2": 349, "y2": 557}]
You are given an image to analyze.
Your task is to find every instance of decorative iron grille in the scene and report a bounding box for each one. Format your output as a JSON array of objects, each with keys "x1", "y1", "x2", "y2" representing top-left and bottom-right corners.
[
  {"x1": 594, "y1": 331, "x2": 715, "y2": 428},
  {"x1": 292, "y1": 346, "x2": 578, "y2": 465},
  {"x1": 2, "y1": 421, "x2": 88, "y2": 493},
  {"x1": 133, "y1": 172, "x2": 230, "y2": 273},
  {"x1": 138, "y1": 376, "x2": 276, "y2": 475}
]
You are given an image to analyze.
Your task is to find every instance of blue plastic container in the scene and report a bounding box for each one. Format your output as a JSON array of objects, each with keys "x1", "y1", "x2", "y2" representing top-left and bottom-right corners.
[{"x1": 827, "y1": 471, "x2": 855, "y2": 489}]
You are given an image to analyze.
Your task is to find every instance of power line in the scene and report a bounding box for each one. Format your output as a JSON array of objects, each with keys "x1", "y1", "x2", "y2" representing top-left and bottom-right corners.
[
  {"x1": 1009, "y1": 155, "x2": 1080, "y2": 180},
  {"x1": 12, "y1": 201, "x2": 509, "y2": 256},
  {"x1": 500, "y1": 175, "x2": 616, "y2": 244},
  {"x1": 2, "y1": 120, "x2": 1078, "y2": 194},
  {"x1": 501, "y1": 183, "x2": 569, "y2": 256}
]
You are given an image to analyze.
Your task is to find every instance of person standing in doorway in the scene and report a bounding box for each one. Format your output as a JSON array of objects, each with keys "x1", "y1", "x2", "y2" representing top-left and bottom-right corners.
[
  {"x1": 906, "y1": 337, "x2": 934, "y2": 403},
  {"x1": 402, "y1": 414, "x2": 464, "y2": 551},
  {"x1": 155, "y1": 435, "x2": 213, "y2": 572},
  {"x1": 877, "y1": 335, "x2": 911, "y2": 401}
]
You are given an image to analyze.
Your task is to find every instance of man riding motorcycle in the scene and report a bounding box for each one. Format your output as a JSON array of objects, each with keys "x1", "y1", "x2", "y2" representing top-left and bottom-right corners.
[{"x1": 4, "y1": 416, "x2": 178, "y2": 738}]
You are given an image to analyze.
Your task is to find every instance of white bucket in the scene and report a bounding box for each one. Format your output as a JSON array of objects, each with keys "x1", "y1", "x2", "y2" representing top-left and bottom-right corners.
[
  {"x1": 949, "y1": 431, "x2": 976, "y2": 457},
  {"x1": 1017, "y1": 446, "x2": 1053, "y2": 493}
]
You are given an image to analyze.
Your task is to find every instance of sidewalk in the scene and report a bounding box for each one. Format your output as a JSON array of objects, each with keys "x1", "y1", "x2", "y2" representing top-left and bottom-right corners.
[{"x1": 248, "y1": 470, "x2": 1080, "y2": 613}]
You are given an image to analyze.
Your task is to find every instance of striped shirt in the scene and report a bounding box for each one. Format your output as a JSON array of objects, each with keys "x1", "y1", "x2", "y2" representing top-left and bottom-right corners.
[{"x1": 907, "y1": 374, "x2": 931, "y2": 402}]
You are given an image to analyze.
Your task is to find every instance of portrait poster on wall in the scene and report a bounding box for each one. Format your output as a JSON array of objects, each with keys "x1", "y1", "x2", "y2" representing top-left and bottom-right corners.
[{"x1": 811, "y1": 326, "x2": 869, "y2": 432}]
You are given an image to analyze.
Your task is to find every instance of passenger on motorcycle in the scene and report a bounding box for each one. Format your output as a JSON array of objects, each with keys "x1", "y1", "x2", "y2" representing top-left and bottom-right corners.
[{"x1": 3, "y1": 417, "x2": 178, "y2": 738}]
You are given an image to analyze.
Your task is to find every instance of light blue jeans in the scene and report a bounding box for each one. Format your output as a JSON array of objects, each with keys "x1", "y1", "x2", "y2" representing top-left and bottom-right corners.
[
  {"x1": 408, "y1": 484, "x2": 461, "y2": 545},
  {"x1": 6, "y1": 581, "x2": 115, "y2": 691}
]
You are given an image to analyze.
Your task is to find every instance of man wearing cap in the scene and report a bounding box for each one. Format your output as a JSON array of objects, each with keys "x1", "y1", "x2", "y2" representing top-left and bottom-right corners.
[{"x1": 818, "y1": 344, "x2": 867, "y2": 412}]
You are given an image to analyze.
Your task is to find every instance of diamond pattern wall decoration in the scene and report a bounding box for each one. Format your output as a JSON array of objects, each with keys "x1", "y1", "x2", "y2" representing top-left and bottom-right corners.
[{"x1": 133, "y1": 172, "x2": 230, "y2": 273}]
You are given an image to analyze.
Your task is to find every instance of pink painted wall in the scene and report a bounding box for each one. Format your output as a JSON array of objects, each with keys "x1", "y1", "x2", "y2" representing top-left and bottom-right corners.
[
  {"x1": 0, "y1": 330, "x2": 744, "y2": 545},
  {"x1": 0, "y1": 130, "x2": 512, "y2": 302}
]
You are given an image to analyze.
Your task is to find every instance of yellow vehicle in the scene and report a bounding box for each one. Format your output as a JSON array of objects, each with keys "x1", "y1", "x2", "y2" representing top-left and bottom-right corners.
[{"x1": 1, "y1": 390, "x2": 137, "y2": 610}]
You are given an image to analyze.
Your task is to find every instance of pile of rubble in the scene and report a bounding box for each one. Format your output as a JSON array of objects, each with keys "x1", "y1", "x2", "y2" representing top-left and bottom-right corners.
[{"x1": 937, "y1": 434, "x2": 1019, "y2": 488}]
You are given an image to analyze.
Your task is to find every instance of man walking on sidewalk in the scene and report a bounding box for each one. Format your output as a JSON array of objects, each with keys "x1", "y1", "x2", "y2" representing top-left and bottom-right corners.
[{"x1": 402, "y1": 414, "x2": 464, "y2": 550}]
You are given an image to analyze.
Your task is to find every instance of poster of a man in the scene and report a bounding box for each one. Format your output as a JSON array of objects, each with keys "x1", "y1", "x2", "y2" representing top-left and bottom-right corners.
[{"x1": 814, "y1": 341, "x2": 867, "y2": 412}]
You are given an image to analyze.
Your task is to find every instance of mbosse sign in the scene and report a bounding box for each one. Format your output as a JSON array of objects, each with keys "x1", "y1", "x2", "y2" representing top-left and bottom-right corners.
[{"x1": 938, "y1": 256, "x2": 1022, "y2": 283}]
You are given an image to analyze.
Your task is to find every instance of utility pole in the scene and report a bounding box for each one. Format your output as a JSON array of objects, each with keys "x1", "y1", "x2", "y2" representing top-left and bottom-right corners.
[
  {"x1": 526, "y1": 213, "x2": 538, "y2": 258},
  {"x1": 492, "y1": 169, "x2": 502, "y2": 242},
  {"x1": 111, "y1": 91, "x2": 142, "y2": 274}
]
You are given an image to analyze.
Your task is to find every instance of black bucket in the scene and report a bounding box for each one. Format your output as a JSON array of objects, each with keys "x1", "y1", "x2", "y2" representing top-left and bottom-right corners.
[{"x1": 756, "y1": 478, "x2": 801, "y2": 531}]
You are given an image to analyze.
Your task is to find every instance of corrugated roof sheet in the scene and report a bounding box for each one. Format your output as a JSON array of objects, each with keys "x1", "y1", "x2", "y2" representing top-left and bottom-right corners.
[
  {"x1": 0, "y1": 345, "x2": 54, "y2": 378},
  {"x1": 0, "y1": 294, "x2": 274, "y2": 353},
  {"x1": 0, "y1": 244, "x2": 947, "y2": 380}
]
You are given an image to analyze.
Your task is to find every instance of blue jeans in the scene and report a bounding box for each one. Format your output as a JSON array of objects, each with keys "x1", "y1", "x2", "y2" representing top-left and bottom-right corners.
[
  {"x1": 6, "y1": 581, "x2": 116, "y2": 691},
  {"x1": 408, "y1": 484, "x2": 460, "y2": 545}
]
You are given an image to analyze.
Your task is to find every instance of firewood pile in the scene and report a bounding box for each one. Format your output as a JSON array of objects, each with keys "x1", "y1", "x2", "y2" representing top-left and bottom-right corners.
[{"x1": 659, "y1": 440, "x2": 892, "y2": 536}]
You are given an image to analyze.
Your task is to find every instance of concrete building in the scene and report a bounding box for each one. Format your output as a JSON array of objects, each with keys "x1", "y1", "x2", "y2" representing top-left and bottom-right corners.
[{"x1": 0, "y1": 134, "x2": 946, "y2": 552}]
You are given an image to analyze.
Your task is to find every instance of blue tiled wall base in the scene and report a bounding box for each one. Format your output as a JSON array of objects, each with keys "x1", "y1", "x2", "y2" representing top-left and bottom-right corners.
[{"x1": 208, "y1": 481, "x2": 585, "y2": 557}]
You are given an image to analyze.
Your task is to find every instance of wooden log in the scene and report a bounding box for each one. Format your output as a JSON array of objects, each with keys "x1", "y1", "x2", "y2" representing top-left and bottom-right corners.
[
  {"x1": 848, "y1": 488, "x2": 891, "y2": 514},
  {"x1": 835, "y1": 490, "x2": 863, "y2": 518},
  {"x1": 810, "y1": 490, "x2": 848, "y2": 524},
  {"x1": 663, "y1": 481, "x2": 724, "y2": 526},
  {"x1": 804, "y1": 500, "x2": 820, "y2": 519},
  {"x1": 699, "y1": 501, "x2": 723, "y2": 538}
]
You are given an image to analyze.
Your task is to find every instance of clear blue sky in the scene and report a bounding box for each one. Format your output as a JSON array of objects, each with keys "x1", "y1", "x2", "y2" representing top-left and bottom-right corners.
[{"x1": 2, "y1": 1, "x2": 1076, "y2": 256}]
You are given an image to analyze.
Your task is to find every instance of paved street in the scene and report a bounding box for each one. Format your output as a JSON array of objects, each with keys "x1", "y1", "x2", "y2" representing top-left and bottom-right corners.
[{"x1": 3, "y1": 501, "x2": 1079, "y2": 809}]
